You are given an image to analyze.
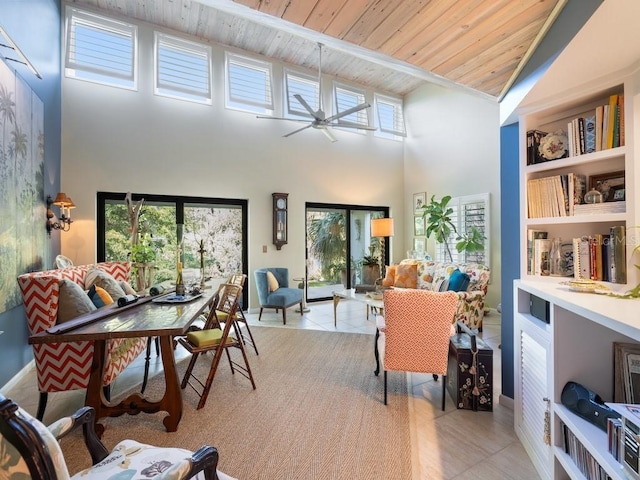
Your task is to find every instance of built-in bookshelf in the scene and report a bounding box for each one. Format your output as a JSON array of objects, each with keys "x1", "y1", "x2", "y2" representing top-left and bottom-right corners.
[
  {"x1": 519, "y1": 80, "x2": 637, "y2": 292},
  {"x1": 515, "y1": 57, "x2": 640, "y2": 479}
]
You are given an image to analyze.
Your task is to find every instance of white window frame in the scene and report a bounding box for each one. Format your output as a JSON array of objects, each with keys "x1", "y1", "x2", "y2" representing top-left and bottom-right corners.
[
  {"x1": 284, "y1": 69, "x2": 320, "y2": 118},
  {"x1": 154, "y1": 32, "x2": 211, "y2": 104},
  {"x1": 374, "y1": 93, "x2": 406, "y2": 140},
  {"x1": 225, "y1": 52, "x2": 273, "y2": 114},
  {"x1": 434, "y1": 193, "x2": 490, "y2": 267},
  {"x1": 64, "y1": 7, "x2": 137, "y2": 90},
  {"x1": 333, "y1": 82, "x2": 370, "y2": 133}
]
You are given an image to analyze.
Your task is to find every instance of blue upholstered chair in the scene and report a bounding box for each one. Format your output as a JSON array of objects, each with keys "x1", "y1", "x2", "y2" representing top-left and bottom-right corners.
[{"x1": 254, "y1": 268, "x2": 303, "y2": 325}]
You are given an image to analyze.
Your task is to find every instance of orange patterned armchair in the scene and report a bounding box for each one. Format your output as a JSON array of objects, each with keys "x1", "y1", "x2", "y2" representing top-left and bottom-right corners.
[
  {"x1": 374, "y1": 289, "x2": 459, "y2": 410},
  {"x1": 17, "y1": 262, "x2": 147, "y2": 420}
]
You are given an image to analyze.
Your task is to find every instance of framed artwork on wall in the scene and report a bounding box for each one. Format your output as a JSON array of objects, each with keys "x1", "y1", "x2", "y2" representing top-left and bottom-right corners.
[
  {"x1": 413, "y1": 192, "x2": 426, "y2": 213},
  {"x1": 414, "y1": 215, "x2": 425, "y2": 236},
  {"x1": 413, "y1": 237, "x2": 426, "y2": 251}
]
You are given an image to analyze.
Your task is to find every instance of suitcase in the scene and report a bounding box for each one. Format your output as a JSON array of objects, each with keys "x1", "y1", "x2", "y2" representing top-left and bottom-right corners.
[{"x1": 446, "y1": 330, "x2": 493, "y2": 411}]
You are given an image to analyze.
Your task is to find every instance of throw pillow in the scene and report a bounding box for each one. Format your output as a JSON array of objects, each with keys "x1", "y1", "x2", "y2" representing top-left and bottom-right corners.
[
  {"x1": 85, "y1": 266, "x2": 126, "y2": 301},
  {"x1": 58, "y1": 279, "x2": 96, "y2": 323},
  {"x1": 435, "y1": 278, "x2": 450, "y2": 292},
  {"x1": 447, "y1": 269, "x2": 470, "y2": 292},
  {"x1": 394, "y1": 264, "x2": 418, "y2": 289},
  {"x1": 266, "y1": 271, "x2": 279, "y2": 292},
  {"x1": 382, "y1": 265, "x2": 396, "y2": 287},
  {"x1": 87, "y1": 285, "x2": 114, "y2": 308}
]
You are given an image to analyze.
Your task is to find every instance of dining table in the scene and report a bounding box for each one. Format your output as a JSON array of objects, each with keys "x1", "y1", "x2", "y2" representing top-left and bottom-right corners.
[{"x1": 28, "y1": 290, "x2": 214, "y2": 436}]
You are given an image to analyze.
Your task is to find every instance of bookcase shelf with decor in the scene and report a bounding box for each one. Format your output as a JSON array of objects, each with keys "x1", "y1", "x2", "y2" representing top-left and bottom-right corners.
[{"x1": 519, "y1": 79, "x2": 636, "y2": 291}]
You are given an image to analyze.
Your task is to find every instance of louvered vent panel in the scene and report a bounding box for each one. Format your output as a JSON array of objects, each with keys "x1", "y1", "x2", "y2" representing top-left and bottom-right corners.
[{"x1": 520, "y1": 330, "x2": 548, "y2": 447}]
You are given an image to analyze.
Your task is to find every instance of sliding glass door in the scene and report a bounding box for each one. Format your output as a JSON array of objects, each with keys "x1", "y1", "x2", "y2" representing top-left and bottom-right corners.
[
  {"x1": 97, "y1": 192, "x2": 248, "y2": 308},
  {"x1": 305, "y1": 203, "x2": 388, "y2": 302}
]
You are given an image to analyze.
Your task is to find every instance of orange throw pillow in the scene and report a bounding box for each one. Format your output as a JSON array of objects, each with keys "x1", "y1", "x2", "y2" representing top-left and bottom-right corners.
[
  {"x1": 394, "y1": 264, "x2": 418, "y2": 289},
  {"x1": 382, "y1": 265, "x2": 396, "y2": 287}
]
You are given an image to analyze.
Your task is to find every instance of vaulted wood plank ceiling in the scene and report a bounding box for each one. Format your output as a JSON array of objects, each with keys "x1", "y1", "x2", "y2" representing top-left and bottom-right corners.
[{"x1": 70, "y1": 0, "x2": 568, "y2": 99}]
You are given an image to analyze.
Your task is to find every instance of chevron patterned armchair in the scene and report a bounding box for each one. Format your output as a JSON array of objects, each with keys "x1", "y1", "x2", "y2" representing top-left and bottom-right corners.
[{"x1": 17, "y1": 262, "x2": 147, "y2": 421}]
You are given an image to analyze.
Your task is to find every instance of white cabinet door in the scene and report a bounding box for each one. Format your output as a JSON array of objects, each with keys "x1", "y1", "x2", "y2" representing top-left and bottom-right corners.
[{"x1": 515, "y1": 311, "x2": 552, "y2": 480}]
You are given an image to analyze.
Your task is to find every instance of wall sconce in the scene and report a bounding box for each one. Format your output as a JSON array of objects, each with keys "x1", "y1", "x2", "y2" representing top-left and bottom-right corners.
[{"x1": 46, "y1": 193, "x2": 75, "y2": 236}]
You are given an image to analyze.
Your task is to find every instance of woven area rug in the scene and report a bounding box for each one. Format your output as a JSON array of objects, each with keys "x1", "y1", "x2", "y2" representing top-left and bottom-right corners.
[{"x1": 60, "y1": 327, "x2": 412, "y2": 479}]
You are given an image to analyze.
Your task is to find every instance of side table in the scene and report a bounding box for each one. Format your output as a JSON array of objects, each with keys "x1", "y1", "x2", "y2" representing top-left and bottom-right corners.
[{"x1": 293, "y1": 277, "x2": 310, "y2": 313}]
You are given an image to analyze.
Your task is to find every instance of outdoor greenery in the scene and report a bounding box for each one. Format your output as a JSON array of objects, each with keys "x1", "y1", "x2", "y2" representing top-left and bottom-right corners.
[
  {"x1": 105, "y1": 200, "x2": 242, "y2": 285},
  {"x1": 307, "y1": 211, "x2": 347, "y2": 283}
]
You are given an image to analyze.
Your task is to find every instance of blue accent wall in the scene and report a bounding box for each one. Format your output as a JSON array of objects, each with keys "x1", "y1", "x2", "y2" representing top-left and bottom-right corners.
[
  {"x1": 0, "y1": 0, "x2": 61, "y2": 389},
  {"x1": 500, "y1": 123, "x2": 520, "y2": 399}
]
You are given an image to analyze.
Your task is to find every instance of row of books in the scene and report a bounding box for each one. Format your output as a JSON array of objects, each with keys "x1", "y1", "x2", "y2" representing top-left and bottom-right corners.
[
  {"x1": 527, "y1": 227, "x2": 627, "y2": 283},
  {"x1": 566, "y1": 94, "x2": 625, "y2": 157},
  {"x1": 572, "y1": 227, "x2": 626, "y2": 284},
  {"x1": 607, "y1": 417, "x2": 623, "y2": 464},
  {"x1": 525, "y1": 93, "x2": 625, "y2": 165},
  {"x1": 561, "y1": 421, "x2": 613, "y2": 480},
  {"x1": 527, "y1": 173, "x2": 586, "y2": 218}
]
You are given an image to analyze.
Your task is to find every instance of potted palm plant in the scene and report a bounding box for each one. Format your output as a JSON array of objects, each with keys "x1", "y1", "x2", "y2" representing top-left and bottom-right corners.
[{"x1": 361, "y1": 244, "x2": 381, "y2": 284}]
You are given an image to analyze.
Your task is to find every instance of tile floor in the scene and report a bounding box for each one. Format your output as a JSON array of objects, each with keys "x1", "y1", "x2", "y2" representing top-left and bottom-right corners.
[{"x1": 2, "y1": 299, "x2": 540, "y2": 479}]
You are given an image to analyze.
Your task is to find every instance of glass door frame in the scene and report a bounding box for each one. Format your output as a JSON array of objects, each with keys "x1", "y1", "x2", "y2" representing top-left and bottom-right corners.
[
  {"x1": 305, "y1": 202, "x2": 389, "y2": 303},
  {"x1": 96, "y1": 192, "x2": 249, "y2": 310}
]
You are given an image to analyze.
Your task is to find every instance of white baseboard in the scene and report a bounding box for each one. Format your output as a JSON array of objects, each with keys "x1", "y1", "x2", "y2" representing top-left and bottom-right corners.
[{"x1": 499, "y1": 394, "x2": 514, "y2": 410}]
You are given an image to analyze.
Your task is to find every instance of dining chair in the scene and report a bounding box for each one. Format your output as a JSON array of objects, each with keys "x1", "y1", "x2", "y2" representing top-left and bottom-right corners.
[
  {"x1": 225, "y1": 273, "x2": 258, "y2": 355},
  {"x1": 179, "y1": 283, "x2": 256, "y2": 410},
  {"x1": 0, "y1": 393, "x2": 229, "y2": 479},
  {"x1": 375, "y1": 289, "x2": 458, "y2": 410}
]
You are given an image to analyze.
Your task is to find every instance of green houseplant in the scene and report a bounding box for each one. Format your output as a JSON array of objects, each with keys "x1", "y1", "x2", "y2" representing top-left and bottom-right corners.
[{"x1": 422, "y1": 195, "x2": 486, "y2": 262}]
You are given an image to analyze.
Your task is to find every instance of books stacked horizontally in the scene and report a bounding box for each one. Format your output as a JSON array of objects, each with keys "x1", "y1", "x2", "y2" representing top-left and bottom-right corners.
[
  {"x1": 566, "y1": 93, "x2": 625, "y2": 157},
  {"x1": 572, "y1": 226, "x2": 626, "y2": 283},
  {"x1": 527, "y1": 173, "x2": 586, "y2": 218},
  {"x1": 573, "y1": 201, "x2": 626, "y2": 216}
]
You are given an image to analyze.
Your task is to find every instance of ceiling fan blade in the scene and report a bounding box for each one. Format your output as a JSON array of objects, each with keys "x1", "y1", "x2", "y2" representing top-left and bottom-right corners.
[
  {"x1": 283, "y1": 123, "x2": 313, "y2": 138},
  {"x1": 294, "y1": 94, "x2": 321, "y2": 119},
  {"x1": 320, "y1": 126, "x2": 337, "y2": 143},
  {"x1": 256, "y1": 115, "x2": 312, "y2": 124},
  {"x1": 325, "y1": 102, "x2": 371, "y2": 123}
]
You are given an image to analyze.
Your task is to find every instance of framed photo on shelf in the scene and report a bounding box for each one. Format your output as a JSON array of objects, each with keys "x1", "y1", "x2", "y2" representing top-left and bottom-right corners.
[
  {"x1": 413, "y1": 237, "x2": 426, "y2": 252},
  {"x1": 413, "y1": 192, "x2": 426, "y2": 213},
  {"x1": 614, "y1": 342, "x2": 640, "y2": 403},
  {"x1": 589, "y1": 171, "x2": 625, "y2": 202},
  {"x1": 414, "y1": 215, "x2": 425, "y2": 236}
]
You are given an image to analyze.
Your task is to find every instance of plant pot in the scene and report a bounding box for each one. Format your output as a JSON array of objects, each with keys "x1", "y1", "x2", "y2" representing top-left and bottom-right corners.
[
  {"x1": 362, "y1": 264, "x2": 380, "y2": 285},
  {"x1": 133, "y1": 262, "x2": 155, "y2": 291}
]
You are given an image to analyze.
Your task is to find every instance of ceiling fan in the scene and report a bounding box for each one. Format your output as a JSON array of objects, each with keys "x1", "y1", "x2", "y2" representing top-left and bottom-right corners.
[{"x1": 258, "y1": 43, "x2": 375, "y2": 142}]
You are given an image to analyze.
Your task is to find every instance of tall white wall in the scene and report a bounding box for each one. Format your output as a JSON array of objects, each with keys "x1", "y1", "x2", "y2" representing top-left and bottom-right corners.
[
  {"x1": 60, "y1": 17, "x2": 404, "y2": 309},
  {"x1": 403, "y1": 84, "x2": 501, "y2": 308}
]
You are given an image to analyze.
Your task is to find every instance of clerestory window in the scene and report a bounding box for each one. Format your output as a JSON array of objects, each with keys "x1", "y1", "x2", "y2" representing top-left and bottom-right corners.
[{"x1": 225, "y1": 53, "x2": 273, "y2": 114}]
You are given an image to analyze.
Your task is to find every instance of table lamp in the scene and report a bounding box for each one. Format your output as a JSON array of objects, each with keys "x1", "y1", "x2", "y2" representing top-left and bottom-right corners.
[{"x1": 371, "y1": 217, "x2": 394, "y2": 280}]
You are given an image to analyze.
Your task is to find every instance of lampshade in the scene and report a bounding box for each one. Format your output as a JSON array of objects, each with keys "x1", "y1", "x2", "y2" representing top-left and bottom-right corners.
[
  {"x1": 371, "y1": 218, "x2": 394, "y2": 237},
  {"x1": 53, "y1": 192, "x2": 73, "y2": 207}
]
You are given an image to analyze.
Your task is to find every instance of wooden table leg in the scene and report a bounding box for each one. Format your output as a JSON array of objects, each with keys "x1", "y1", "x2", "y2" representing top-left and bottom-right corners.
[
  {"x1": 84, "y1": 336, "x2": 183, "y2": 434},
  {"x1": 159, "y1": 335, "x2": 182, "y2": 432}
]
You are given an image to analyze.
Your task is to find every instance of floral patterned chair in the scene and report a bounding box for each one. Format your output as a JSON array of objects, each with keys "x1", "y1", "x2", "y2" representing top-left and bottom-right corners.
[
  {"x1": 382, "y1": 259, "x2": 490, "y2": 331},
  {"x1": 0, "y1": 393, "x2": 233, "y2": 479}
]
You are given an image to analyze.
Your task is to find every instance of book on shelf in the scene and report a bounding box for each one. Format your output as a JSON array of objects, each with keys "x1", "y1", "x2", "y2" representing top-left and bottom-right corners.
[
  {"x1": 610, "y1": 225, "x2": 626, "y2": 284},
  {"x1": 595, "y1": 105, "x2": 604, "y2": 152},
  {"x1": 573, "y1": 236, "x2": 591, "y2": 280},
  {"x1": 527, "y1": 230, "x2": 548, "y2": 275},
  {"x1": 607, "y1": 94, "x2": 618, "y2": 149},
  {"x1": 526, "y1": 130, "x2": 547, "y2": 165},
  {"x1": 584, "y1": 115, "x2": 596, "y2": 153},
  {"x1": 573, "y1": 201, "x2": 625, "y2": 215}
]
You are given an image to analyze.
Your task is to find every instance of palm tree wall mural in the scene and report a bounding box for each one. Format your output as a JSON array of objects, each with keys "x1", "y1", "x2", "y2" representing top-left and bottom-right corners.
[{"x1": 0, "y1": 60, "x2": 45, "y2": 313}]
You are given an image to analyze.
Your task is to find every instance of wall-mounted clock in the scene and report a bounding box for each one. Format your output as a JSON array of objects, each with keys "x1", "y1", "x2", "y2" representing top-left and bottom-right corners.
[{"x1": 273, "y1": 193, "x2": 288, "y2": 250}]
